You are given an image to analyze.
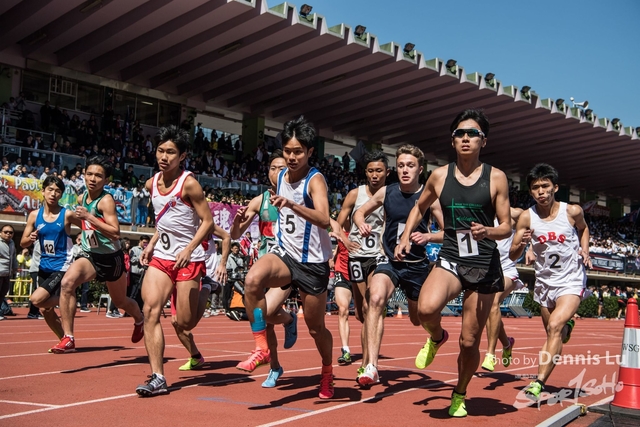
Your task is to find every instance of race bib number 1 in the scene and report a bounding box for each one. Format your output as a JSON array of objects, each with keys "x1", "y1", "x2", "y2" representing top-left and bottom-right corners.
[{"x1": 456, "y1": 230, "x2": 479, "y2": 257}]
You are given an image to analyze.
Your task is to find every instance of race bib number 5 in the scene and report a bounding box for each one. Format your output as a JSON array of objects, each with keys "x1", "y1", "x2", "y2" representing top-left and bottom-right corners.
[{"x1": 456, "y1": 230, "x2": 479, "y2": 257}]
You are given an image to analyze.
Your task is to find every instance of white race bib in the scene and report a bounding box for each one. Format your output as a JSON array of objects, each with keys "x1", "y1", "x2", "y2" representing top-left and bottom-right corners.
[{"x1": 456, "y1": 230, "x2": 479, "y2": 257}]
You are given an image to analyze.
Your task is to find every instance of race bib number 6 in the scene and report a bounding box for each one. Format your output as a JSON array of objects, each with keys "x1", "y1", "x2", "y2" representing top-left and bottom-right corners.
[{"x1": 456, "y1": 230, "x2": 479, "y2": 257}]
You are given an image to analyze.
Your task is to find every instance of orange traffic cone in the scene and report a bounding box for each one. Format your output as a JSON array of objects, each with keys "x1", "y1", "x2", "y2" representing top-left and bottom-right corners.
[
  {"x1": 611, "y1": 298, "x2": 640, "y2": 410},
  {"x1": 297, "y1": 306, "x2": 304, "y2": 318},
  {"x1": 396, "y1": 306, "x2": 403, "y2": 319}
]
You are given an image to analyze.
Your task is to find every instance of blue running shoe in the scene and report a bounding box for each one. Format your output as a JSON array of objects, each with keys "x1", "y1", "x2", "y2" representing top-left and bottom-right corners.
[
  {"x1": 262, "y1": 366, "x2": 284, "y2": 388},
  {"x1": 283, "y1": 313, "x2": 298, "y2": 349}
]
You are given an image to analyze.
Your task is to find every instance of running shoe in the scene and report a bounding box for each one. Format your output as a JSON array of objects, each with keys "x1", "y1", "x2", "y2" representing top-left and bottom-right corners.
[
  {"x1": 481, "y1": 353, "x2": 496, "y2": 372},
  {"x1": 262, "y1": 366, "x2": 284, "y2": 388},
  {"x1": 319, "y1": 371, "x2": 334, "y2": 399},
  {"x1": 449, "y1": 391, "x2": 467, "y2": 417},
  {"x1": 178, "y1": 356, "x2": 205, "y2": 371},
  {"x1": 562, "y1": 319, "x2": 575, "y2": 344},
  {"x1": 356, "y1": 366, "x2": 365, "y2": 383},
  {"x1": 50, "y1": 336, "x2": 76, "y2": 354},
  {"x1": 236, "y1": 348, "x2": 271, "y2": 372},
  {"x1": 136, "y1": 374, "x2": 169, "y2": 397},
  {"x1": 415, "y1": 330, "x2": 449, "y2": 369},
  {"x1": 283, "y1": 313, "x2": 298, "y2": 349},
  {"x1": 358, "y1": 363, "x2": 380, "y2": 387},
  {"x1": 80, "y1": 308, "x2": 91, "y2": 313},
  {"x1": 524, "y1": 381, "x2": 543, "y2": 401},
  {"x1": 502, "y1": 337, "x2": 516, "y2": 368},
  {"x1": 337, "y1": 348, "x2": 352, "y2": 365},
  {"x1": 131, "y1": 320, "x2": 144, "y2": 343},
  {"x1": 106, "y1": 311, "x2": 122, "y2": 319}
]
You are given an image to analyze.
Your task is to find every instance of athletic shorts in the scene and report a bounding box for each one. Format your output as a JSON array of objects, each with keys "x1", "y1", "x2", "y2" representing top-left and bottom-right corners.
[
  {"x1": 373, "y1": 256, "x2": 431, "y2": 301},
  {"x1": 38, "y1": 270, "x2": 64, "y2": 295},
  {"x1": 534, "y1": 281, "x2": 587, "y2": 309},
  {"x1": 271, "y1": 247, "x2": 329, "y2": 296},
  {"x1": 348, "y1": 256, "x2": 378, "y2": 283},
  {"x1": 76, "y1": 250, "x2": 125, "y2": 282},
  {"x1": 333, "y1": 271, "x2": 352, "y2": 292},
  {"x1": 502, "y1": 266, "x2": 525, "y2": 291},
  {"x1": 437, "y1": 255, "x2": 504, "y2": 295},
  {"x1": 149, "y1": 257, "x2": 206, "y2": 284}
]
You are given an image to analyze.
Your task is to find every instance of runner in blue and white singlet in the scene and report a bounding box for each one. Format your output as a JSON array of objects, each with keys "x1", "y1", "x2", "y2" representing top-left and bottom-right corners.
[{"x1": 275, "y1": 167, "x2": 332, "y2": 264}]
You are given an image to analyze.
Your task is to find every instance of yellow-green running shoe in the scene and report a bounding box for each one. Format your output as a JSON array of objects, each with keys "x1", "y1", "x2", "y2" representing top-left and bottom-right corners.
[
  {"x1": 449, "y1": 391, "x2": 467, "y2": 417},
  {"x1": 355, "y1": 366, "x2": 365, "y2": 384},
  {"x1": 481, "y1": 353, "x2": 496, "y2": 372},
  {"x1": 524, "y1": 381, "x2": 543, "y2": 401},
  {"x1": 415, "y1": 330, "x2": 449, "y2": 369},
  {"x1": 502, "y1": 337, "x2": 515, "y2": 367},
  {"x1": 562, "y1": 319, "x2": 575, "y2": 344},
  {"x1": 178, "y1": 356, "x2": 205, "y2": 371}
]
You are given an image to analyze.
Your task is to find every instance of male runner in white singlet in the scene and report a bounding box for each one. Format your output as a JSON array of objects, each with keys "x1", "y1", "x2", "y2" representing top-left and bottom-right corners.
[{"x1": 510, "y1": 163, "x2": 590, "y2": 402}]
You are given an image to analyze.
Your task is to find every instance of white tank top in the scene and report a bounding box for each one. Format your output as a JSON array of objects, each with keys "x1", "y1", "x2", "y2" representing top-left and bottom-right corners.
[
  {"x1": 275, "y1": 168, "x2": 332, "y2": 263},
  {"x1": 529, "y1": 202, "x2": 586, "y2": 287},
  {"x1": 494, "y1": 217, "x2": 516, "y2": 271},
  {"x1": 151, "y1": 171, "x2": 205, "y2": 262},
  {"x1": 349, "y1": 185, "x2": 384, "y2": 257}
]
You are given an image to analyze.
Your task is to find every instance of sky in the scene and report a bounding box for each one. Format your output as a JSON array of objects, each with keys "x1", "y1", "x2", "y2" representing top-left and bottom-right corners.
[{"x1": 307, "y1": 0, "x2": 639, "y2": 128}]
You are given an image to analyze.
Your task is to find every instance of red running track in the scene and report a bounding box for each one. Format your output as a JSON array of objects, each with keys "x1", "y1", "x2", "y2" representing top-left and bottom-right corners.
[{"x1": 0, "y1": 308, "x2": 624, "y2": 426}]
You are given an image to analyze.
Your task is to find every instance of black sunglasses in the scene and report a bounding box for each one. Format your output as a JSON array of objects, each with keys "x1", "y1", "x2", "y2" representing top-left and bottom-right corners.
[{"x1": 452, "y1": 128, "x2": 485, "y2": 138}]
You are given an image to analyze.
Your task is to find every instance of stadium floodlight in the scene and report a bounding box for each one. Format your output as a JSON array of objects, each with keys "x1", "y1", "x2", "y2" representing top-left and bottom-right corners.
[
  {"x1": 555, "y1": 98, "x2": 565, "y2": 108},
  {"x1": 403, "y1": 43, "x2": 416, "y2": 59},
  {"x1": 354, "y1": 25, "x2": 367, "y2": 37},
  {"x1": 520, "y1": 86, "x2": 531, "y2": 100},
  {"x1": 584, "y1": 108, "x2": 594, "y2": 121},
  {"x1": 636, "y1": 126, "x2": 640, "y2": 135},
  {"x1": 445, "y1": 59, "x2": 457, "y2": 75},
  {"x1": 484, "y1": 72, "x2": 496, "y2": 88},
  {"x1": 300, "y1": 4, "x2": 313, "y2": 17},
  {"x1": 611, "y1": 118, "x2": 621, "y2": 130}
]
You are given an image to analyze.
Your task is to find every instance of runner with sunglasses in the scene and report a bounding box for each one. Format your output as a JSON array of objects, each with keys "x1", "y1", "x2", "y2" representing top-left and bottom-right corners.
[{"x1": 396, "y1": 109, "x2": 512, "y2": 417}]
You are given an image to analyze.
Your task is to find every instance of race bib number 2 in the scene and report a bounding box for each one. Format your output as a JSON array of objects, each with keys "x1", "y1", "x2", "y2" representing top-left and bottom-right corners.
[{"x1": 456, "y1": 230, "x2": 479, "y2": 257}]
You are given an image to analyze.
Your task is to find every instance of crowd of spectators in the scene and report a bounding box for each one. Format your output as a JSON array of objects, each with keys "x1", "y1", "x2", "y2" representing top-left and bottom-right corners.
[{"x1": 588, "y1": 215, "x2": 639, "y2": 258}]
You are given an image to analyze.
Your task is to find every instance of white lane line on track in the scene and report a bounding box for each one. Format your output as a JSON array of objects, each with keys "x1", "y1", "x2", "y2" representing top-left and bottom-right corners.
[
  {"x1": 0, "y1": 365, "x2": 323, "y2": 420},
  {"x1": 0, "y1": 400, "x2": 60, "y2": 408}
]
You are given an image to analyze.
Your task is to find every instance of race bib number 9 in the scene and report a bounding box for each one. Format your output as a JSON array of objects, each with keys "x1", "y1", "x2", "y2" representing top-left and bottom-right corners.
[{"x1": 456, "y1": 230, "x2": 479, "y2": 257}]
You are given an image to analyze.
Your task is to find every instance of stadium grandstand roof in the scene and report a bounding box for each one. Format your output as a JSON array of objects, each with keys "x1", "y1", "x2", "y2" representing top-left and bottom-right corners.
[{"x1": 1, "y1": 0, "x2": 638, "y2": 200}]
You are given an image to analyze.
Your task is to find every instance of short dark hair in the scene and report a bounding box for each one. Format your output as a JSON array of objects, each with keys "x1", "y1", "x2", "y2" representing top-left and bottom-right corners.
[
  {"x1": 449, "y1": 109, "x2": 490, "y2": 137},
  {"x1": 268, "y1": 149, "x2": 284, "y2": 164},
  {"x1": 86, "y1": 155, "x2": 113, "y2": 177},
  {"x1": 231, "y1": 242, "x2": 240, "y2": 249},
  {"x1": 282, "y1": 116, "x2": 316, "y2": 149},
  {"x1": 527, "y1": 163, "x2": 559, "y2": 188},
  {"x1": 158, "y1": 125, "x2": 190, "y2": 154},
  {"x1": 363, "y1": 150, "x2": 388, "y2": 168},
  {"x1": 139, "y1": 235, "x2": 150, "y2": 242},
  {"x1": 42, "y1": 175, "x2": 65, "y2": 192}
]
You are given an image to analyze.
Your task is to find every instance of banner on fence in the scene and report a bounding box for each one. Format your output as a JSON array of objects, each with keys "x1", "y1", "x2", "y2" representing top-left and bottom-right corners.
[
  {"x1": 209, "y1": 202, "x2": 259, "y2": 241},
  {"x1": 0, "y1": 176, "x2": 43, "y2": 213},
  {"x1": 590, "y1": 252, "x2": 626, "y2": 273}
]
